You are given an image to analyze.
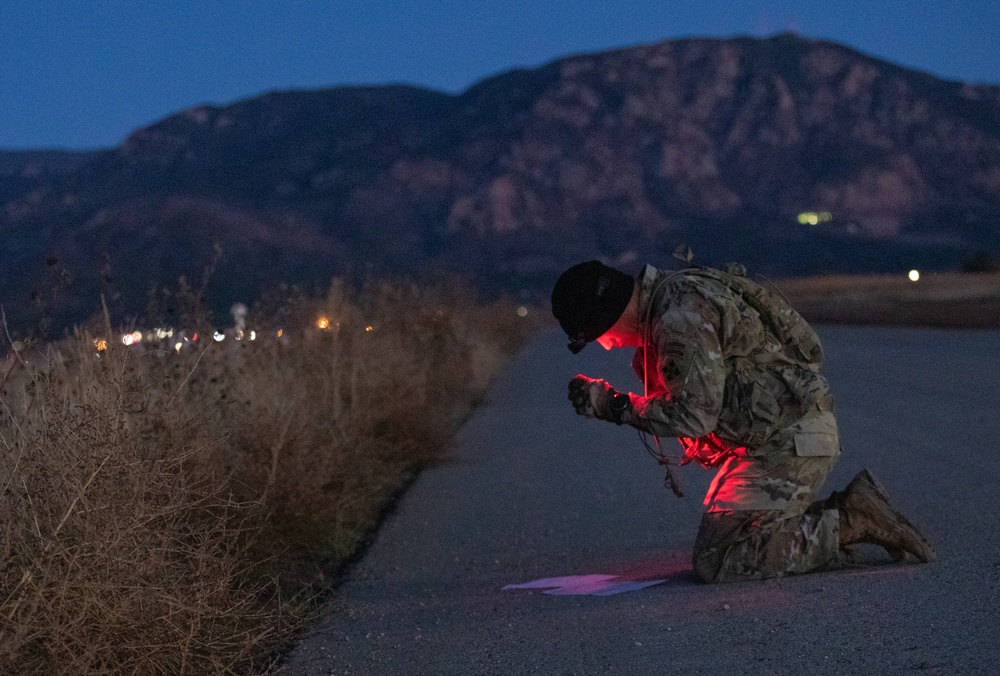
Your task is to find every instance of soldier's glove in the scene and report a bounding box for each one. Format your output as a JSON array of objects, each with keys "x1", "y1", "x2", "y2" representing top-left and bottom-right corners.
[{"x1": 568, "y1": 375, "x2": 629, "y2": 423}]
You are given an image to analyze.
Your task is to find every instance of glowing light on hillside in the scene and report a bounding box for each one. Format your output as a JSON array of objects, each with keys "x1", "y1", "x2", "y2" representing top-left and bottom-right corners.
[
  {"x1": 317, "y1": 316, "x2": 331, "y2": 330},
  {"x1": 93, "y1": 338, "x2": 108, "y2": 352},
  {"x1": 909, "y1": 270, "x2": 920, "y2": 282},
  {"x1": 122, "y1": 331, "x2": 142, "y2": 346},
  {"x1": 213, "y1": 331, "x2": 225, "y2": 342},
  {"x1": 277, "y1": 329, "x2": 284, "y2": 338},
  {"x1": 250, "y1": 330, "x2": 256, "y2": 341},
  {"x1": 517, "y1": 306, "x2": 529, "y2": 317},
  {"x1": 797, "y1": 211, "x2": 833, "y2": 226},
  {"x1": 174, "y1": 342, "x2": 183, "y2": 353},
  {"x1": 365, "y1": 325, "x2": 374, "y2": 332}
]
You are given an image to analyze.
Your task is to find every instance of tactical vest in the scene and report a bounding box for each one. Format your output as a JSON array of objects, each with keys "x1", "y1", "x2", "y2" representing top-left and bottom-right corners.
[
  {"x1": 642, "y1": 265, "x2": 831, "y2": 462},
  {"x1": 686, "y1": 266, "x2": 824, "y2": 370}
]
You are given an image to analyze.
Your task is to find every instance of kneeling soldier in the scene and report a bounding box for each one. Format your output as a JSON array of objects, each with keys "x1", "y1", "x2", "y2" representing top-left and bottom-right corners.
[{"x1": 551, "y1": 259, "x2": 935, "y2": 582}]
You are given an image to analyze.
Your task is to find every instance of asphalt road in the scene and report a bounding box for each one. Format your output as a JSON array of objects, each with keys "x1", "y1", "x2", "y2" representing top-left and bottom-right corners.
[{"x1": 282, "y1": 325, "x2": 1000, "y2": 675}]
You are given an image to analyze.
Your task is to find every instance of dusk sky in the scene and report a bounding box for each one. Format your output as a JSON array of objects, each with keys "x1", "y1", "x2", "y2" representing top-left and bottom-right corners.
[{"x1": 3, "y1": 0, "x2": 999, "y2": 150}]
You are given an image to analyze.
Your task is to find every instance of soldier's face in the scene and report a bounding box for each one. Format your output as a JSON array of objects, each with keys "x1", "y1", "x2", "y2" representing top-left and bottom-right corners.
[{"x1": 595, "y1": 323, "x2": 643, "y2": 350}]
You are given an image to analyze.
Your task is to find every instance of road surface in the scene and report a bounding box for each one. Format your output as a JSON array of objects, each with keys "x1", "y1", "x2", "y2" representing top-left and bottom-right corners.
[{"x1": 282, "y1": 325, "x2": 1000, "y2": 675}]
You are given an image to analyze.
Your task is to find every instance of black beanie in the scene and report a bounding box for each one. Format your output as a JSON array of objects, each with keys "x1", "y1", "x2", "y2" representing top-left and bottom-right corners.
[{"x1": 551, "y1": 260, "x2": 635, "y2": 353}]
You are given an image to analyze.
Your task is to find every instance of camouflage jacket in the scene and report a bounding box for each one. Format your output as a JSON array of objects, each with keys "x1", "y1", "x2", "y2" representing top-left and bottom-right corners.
[{"x1": 620, "y1": 264, "x2": 833, "y2": 467}]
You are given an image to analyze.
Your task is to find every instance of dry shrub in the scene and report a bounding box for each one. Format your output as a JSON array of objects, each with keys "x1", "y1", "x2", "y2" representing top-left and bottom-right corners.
[
  {"x1": 0, "y1": 280, "x2": 534, "y2": 674},
  {"x1": 0, "y1": 337, "x2": 288, "y2": 674}
]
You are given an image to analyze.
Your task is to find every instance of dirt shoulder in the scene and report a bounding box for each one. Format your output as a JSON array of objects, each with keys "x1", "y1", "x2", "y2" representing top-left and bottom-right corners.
[{"x1": 773, "y1": 272, "x2": 1000, "y2": 329}]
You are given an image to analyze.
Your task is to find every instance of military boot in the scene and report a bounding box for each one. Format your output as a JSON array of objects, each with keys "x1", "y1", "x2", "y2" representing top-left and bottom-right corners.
[{"x1": 832, "y1": 469, "x2": 936, "y2": 563}]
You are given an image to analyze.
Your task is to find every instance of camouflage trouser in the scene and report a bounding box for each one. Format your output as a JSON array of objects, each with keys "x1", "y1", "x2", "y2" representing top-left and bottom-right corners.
[{"x1": 692, "y1": 411, "x2": 843, "y2": 583}]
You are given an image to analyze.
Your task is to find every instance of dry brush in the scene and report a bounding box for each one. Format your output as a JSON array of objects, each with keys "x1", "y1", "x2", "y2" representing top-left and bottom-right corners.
[{"x1": 0, "y1": 280, "x2": 534, "y2": 674}]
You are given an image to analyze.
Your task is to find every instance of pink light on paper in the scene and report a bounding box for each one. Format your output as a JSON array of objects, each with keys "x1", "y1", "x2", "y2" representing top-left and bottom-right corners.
[{"x1": 502, "y1": 574, "x2": 667, "y2": 596}]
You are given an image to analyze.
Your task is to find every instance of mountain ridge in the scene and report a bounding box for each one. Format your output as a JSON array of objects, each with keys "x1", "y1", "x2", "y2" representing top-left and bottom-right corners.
[{"x1": 3, "y1": 33, "x2": 1000, "y2": 334}]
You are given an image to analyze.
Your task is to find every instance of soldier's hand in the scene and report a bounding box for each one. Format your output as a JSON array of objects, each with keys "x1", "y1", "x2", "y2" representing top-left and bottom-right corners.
[{"x1": 568, "y1": 375, "x2": 615, "y2": 420}]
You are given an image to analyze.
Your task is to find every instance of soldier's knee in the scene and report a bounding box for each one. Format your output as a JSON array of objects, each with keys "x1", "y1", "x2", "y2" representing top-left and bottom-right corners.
[
  {"x1": 691, "y1": 510, "x2": 769, "y2": 583},
  {"x1": 692, "y1": 547, "x2": 725, "y2": 583},
  {"x1": 691, "y1": 513, "x2": 735, "y2": 583}
]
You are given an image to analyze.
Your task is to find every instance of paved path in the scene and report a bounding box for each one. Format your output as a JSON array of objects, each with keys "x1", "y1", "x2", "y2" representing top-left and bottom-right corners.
[{"x1": 283, "y1": 326, "x2": 1000, "y2": 675}]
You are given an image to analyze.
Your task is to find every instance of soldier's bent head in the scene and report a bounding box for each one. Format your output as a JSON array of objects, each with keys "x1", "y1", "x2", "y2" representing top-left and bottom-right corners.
[{"x1": 551, "y1": 261, "x2": 634, "y2": 353}]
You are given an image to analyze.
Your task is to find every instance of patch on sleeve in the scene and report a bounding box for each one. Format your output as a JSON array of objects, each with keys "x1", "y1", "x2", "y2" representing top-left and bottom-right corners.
[{"x1": 662, "y1": 340, "x2": 689, "y2": 381}]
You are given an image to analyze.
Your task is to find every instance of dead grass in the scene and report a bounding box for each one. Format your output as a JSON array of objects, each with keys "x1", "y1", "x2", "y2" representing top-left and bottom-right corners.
[
  {"x1": 773, "y1": 272, "x2": 1000, "y2": 328},
  {"x1": 0, "y1": 280, "x2": 534, "y2": 674}
]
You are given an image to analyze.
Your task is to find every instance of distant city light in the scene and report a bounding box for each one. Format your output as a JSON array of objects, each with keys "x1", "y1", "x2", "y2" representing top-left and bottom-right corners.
[
  {"x1": 909, "y1": 270, "x2": 920, "y2": 282},
  {"x1": 174, "y1": 342, "x2": 183, "y2": 353},
  {"x1": 517, "y1": 306, "x2": 529, "y2": 317},
  {"x1": 250, "y1": 330, "x2": 256, "y2": 341},
  {"x1": 122, "y1": 331, "x2": 142, "y2": 346},
  {"x1": 317, "y1": 316, "x2": 331, "y2": 330},
  {"x1": 277, "y1": 329, "x2": 284, "y2": 338},
  {"x1": 93, "y1": 338, "x2": 108, "y2": 352},
  {"x1": 797, "y1": 211, "x2": 833, "y2": 226},
  {"x1": 365, "y1": 325, "x2": 374, "y2": 332},
  {"x1": 231, "y1": 303, "x2": 247, "y2": 340},
  {"x1": 213, "y1": 331, "x2": 225, "y2": 342}
]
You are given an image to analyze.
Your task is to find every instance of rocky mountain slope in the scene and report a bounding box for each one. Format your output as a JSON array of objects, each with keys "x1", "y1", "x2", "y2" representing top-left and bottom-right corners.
[{"x1": 3, "y1": 33, "x2": 1000, "y2": 333}]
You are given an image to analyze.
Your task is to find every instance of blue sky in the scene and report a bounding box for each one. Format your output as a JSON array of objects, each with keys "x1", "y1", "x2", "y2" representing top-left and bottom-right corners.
[{"x1": 2, "y1": 0, "x2": 999, "y2": 150}]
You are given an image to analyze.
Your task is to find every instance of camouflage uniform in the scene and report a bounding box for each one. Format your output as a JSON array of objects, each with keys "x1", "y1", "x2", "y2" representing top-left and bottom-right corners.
[{"x1": 618, "y1": 265, "x2": 842, "y2": 582}]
